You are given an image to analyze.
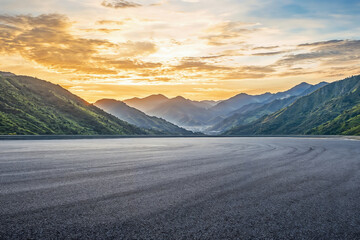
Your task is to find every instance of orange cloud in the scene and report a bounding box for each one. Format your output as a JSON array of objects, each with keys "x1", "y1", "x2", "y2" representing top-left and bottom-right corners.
[
  {"x1": 101, "y1": 0, "x2": 141, "y2": 9},
  {"x1": 201, "y1": 21, "x2": 261, "y2": 46},
  {"x1": 96, "y1": 20, "x2": 127, "y2": 25},
  {"x1": 0, "y1": 14, "x2": 159, "y2": 75}
]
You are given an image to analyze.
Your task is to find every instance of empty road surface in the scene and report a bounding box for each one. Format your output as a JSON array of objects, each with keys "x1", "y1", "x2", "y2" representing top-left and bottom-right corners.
[{"x1": 0, "y1": 137, "x2": 360, "y2": 239}]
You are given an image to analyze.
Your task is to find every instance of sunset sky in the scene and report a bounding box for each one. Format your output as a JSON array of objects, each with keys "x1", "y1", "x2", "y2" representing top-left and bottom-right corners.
[{"x1": 0, "y1": 0, "x2": 359, "y2": 102}]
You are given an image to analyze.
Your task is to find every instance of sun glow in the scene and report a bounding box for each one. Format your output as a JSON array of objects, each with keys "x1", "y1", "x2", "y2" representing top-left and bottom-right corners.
[{"x1": 0, "y1": 0, "x2": 359, "y2": 102}]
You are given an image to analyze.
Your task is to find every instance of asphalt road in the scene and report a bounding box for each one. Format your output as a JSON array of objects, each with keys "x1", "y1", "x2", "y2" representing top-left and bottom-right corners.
[{"x1": 0, "y1": 137, "x2": 360, "y2": 239}]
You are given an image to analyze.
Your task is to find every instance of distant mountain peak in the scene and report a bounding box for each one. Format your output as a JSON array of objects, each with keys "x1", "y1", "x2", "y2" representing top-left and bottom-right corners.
[
  {"x1": 129, "y1": 97, "x2": 140, "y2": 100},
  {"x1": 258, "y1": 92, "x2": 272, "y2": 97},
  {"x1": 95, "y1": 98, "x2": 127, "y2": 106},
  {"x1": 96, "y1": 98, "x2": 118, "y2": 103},
  {"x1": 123, "y1": 93, "x2": 170, "y2": 114},
  {"x1": 172, "y1": 96, "x2": 187, "y2": 101},
  {"x1": 278, "y1": 82, "x2": 312, "y2": 96},
  {"x1": 298, "y1": 82, "x2": 311, "y2": 86},
  {"x1": 236, "y1": 93, "x2": 250, "y2": 97},
  {"x1": 145, "y1": 94, "x2": 169, "y2": 100},
  {"x1": 125, "y1": 94, "x2": 168, "y2": 102}
]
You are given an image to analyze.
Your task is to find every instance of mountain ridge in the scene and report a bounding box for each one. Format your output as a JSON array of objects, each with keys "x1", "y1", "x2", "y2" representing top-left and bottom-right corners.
[
  {"x1": 0, "y1": 73, "x2": 149, "y2": 135},
  {"x1": 122, "y1": 81, "x2": 330, "y2": 132},
  {"x1": 95, "y1": 99, "x2": 197, "y2": 135},
  {"x1": 2, "y1": 70, "x2": 358, "y2": 136},
  {"x1": 124, "y1": 94, "x2": 169, "y2": 114},
  {"x1": 207, "y1": 82, "x2": 328, "y2": 134},
  {"x1": 224, "y1": 75, "x2": 360, "y2": 136}
]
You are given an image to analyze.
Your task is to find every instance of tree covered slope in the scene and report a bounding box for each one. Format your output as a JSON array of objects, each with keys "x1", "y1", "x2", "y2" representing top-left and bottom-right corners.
[
  {"x1": 0, "y1": 72, "x2": 148, "y2": 135},
  {"x1": 208, "y1": 82, "x2": 328, "y2": 134},
  {"x1": 309, "y1": 103, "x2": 360, "y2": 135},
  {"x1": 207, "y1": 96, "x2": 298, "y2": 134},
  {"x1": 225, "y1": 75, "x2": 360, "y2": 136}
]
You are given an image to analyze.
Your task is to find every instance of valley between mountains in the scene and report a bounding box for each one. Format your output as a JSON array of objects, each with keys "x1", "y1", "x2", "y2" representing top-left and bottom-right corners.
[{"x1": 1, "y1": 71, "x2": 360, "y2": 136}]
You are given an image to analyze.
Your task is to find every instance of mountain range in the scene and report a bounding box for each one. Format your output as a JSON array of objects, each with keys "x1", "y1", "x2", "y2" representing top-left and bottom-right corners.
[
  {"x1": 94, "y1": 99, "x2": 195, "y2": 135},
  {"x1": 206, "y1": 82, "x2": 328, "y2": 134},
  {"x1": 0, "y1": 72, "x2": 149, "y2": 135},
  {"x1": 124, "y1": 94, "x2": 217, "y2": 114},
  {"x1": 1, "y1": 70, "x2": 359, "y2": 136},
  {"x1": 225, "y1": 75, "x2": 360, "y2": 136},
  {"x1": 119, "y1": 81, "x2": 328, "y2": 132}
]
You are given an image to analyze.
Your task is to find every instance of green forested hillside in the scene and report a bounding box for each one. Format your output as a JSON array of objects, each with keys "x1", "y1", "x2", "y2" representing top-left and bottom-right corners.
[
  {"x1": 0, "y1": 73, "x2": 148, "y2": 135},
  {"x1": 206, "y1": 82, "x2": 327, "y2": 134},
  {"x1": 207, "y1": 96, "x2": 298, "y2": 134},
  {"x1": 225, "y1": 75, "x2": 360, "y2": 136},
  {"x1": 309, "y1": 103, "x2": 360, "y2": 135}
]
